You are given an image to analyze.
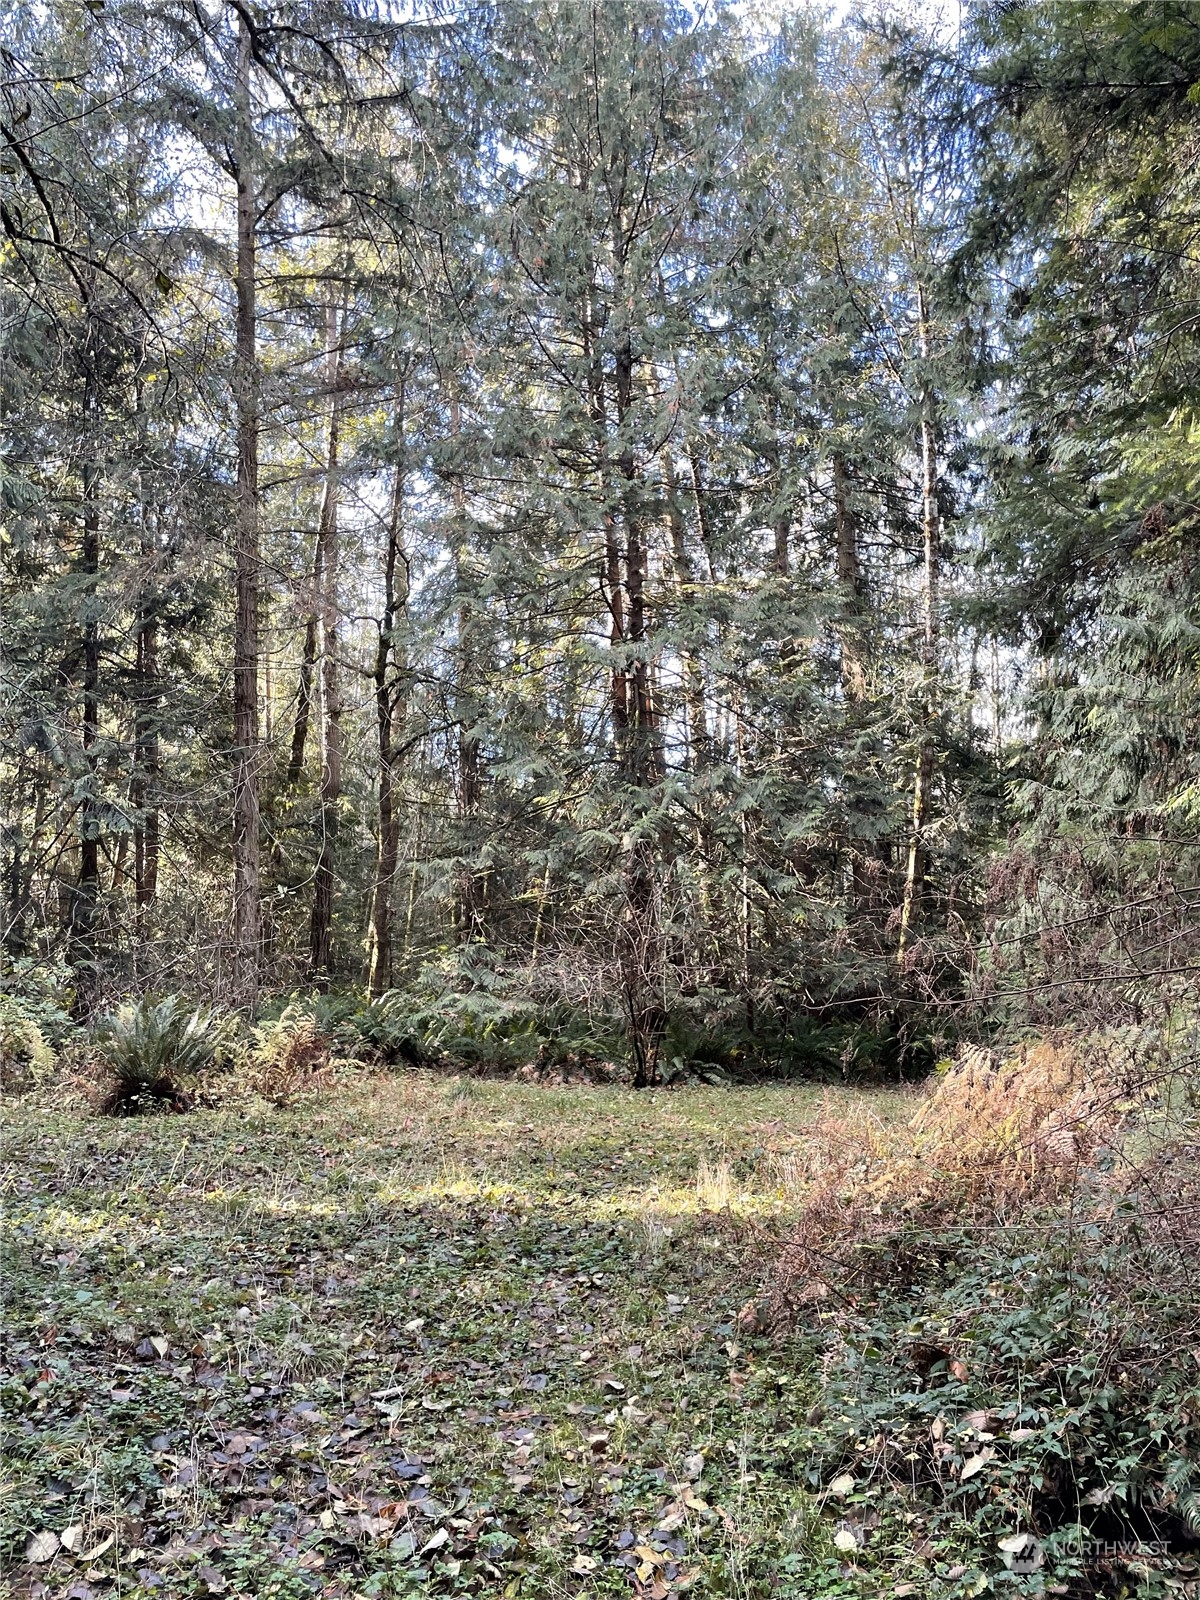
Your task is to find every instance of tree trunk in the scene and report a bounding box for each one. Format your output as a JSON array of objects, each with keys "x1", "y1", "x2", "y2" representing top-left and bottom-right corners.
[
  {"x1": 448, "y1": 392, "x2": 484, "y2": 943},
  {"x1": 368, "y1": 387, "x2": 409, "y2": 998},
  {"x1": 133, "y1": 502, "x2": 160, "y2": 920},
  {"x1": 768, "y1": 433, "x2": 797, "y2": 675},
  {"x1": 614, "y1": 333, "x2": 659, "y2": 788},
  {"x1": 71, "y1": 361, "x2": 101, "y2": 1017},
  {"x1": 287, "y1": 549, "x2": 321, "y2": 787},
  {"x1": 899, "y1": 285, "x2": 941, "y2": 959},
  {"x1": 309, "y1": 292, "x2": 344, "y2": 984},
  {"x1": 613, "y1": 305, "x2": 663, "y2": 1086},
  {"x1": 663, "y1": 453, "x2": 708, "y2": 769},
  {"x1": 833, "y1": 453, "x2": 867, "y2": 703},
  {"x1": 231, "y1": 10, "x2": 261, "y2": 1006},
  {"x1": 832, "y1": 453, "x2": 876, "y2": 920}
]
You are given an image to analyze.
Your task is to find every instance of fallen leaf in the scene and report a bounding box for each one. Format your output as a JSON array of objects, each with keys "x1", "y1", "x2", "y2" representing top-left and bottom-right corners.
[
  {"x1": 27, "y1": 1530, "x2": 60, "y2": 1563},
  {"x1": 571, "y1": 1554, "x2": 598, "y2": 1574},
  {"x1": 634, "y1": 1543, "x2": 665, "y2": 1581},
  {"x1": 682, "y1": 1451, "x2": 705, "y2": 1480},
  {"x1": 420, "y1": 1527, "x2": 449, "y2": 1554},
  {"x1": 829, "y1": 1473, "x2": 856, "y2": 1497},
  {"x1": 960, "y1": 1447, "x2": 994, "y2": 1481},
  {"x1": 1083, "y1": 1485, "x2": 1115, "y2": 1506},
  {"x1": 999, "y1": 1533, "x2": 1032, "y2": 1552},
  {"x1": 60, "y1": 1526, "x2": 85, "y2": 1553},
  {"x1": 833, "y1": 1527, "x2": 858, "y2": 1552}
]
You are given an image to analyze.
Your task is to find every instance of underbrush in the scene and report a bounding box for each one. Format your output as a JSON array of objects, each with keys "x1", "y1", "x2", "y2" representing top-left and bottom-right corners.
[
  {"x1": 775, "y1": 1030, "x2": 1200, "y2": 1597},
  {"x1": 1, "y1": 942, "x2": 945, "y2": 1111},
  {"x1": 91, "y1": 995, "x2": 224, "y2": 1113},
  {"x1": 0, "y1": 955, "x2": 79, "y2": 1089}
]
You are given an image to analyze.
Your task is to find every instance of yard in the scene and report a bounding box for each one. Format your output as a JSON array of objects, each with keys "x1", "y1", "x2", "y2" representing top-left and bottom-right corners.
[{"x1": 1, "y1": 1077, "x2": 898, "y2": 1599}]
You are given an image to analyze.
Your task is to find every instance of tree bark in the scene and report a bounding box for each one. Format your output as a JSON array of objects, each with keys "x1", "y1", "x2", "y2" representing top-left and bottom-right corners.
[
  {"x1": 447, "y1": 391, "x2": 485, "y2": 943},
  {"x1": 231, "y1": 9, "x2": 261, "y2": 1006},
  {"x1": 71, "y1": 353, "x2": 101, "y2": 1017},
  {"x1": 614, "y1": 331, "x2": 660, "y2": 788},
  {"x1": 898, "y1": 284, "x2": 941, "y2": 958},
  {"x1": 134, "y1": 500, "x2": 160, "y2": 921},
  {"x1": 309, "y1": 291, "x2": 344, "y2": 984},
  {"x1": 368, "y1": 386, "x2": 409, "y2": 998},
  {"x1": 684, "y1": 437, "x2": 718, "y2": 584},
  {"x1": 287, "y1": 546, "x2": 321, "y2": 787},
  {"x1": 767, "y1": 426, "x2": 797, "y2": 676},
  {"x1": 610, "y1": 236, "x2": 663, "y2": 1086}
]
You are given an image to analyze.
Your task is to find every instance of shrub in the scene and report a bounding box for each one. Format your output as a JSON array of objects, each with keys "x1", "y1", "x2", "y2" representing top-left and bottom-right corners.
[
  {"x1": 784, "y1": 1190, "x2": 1200, "y2": 1596},
  {"x1": 374, "y1": 950, "x2": 621, "y2": 1073},
  {"x1": 772, "y1": 1031, "x2": 1200, "y2": 1595},
  {"x1": 93, "y1": 996, "x2": 221, "y2": 1114},
  {"x1": 326, "y1": 992, "x2": 424, "y2": 1067},
  {"x1": 254, "y1": 991, "x2": 424, "y2": 1069},
  {"x1": 0, "y1": 957, "x2": 78, "y2": 1089},
  {"x1": 774, "y1": 1038, "x2": 1122, "y2": 1305},
  {"x1": 246, "y1": 1005, "x2": 332, "y2": 1105},
  {"x1": 0, "y1": 996, "x2": 57, "y2": 1088}
]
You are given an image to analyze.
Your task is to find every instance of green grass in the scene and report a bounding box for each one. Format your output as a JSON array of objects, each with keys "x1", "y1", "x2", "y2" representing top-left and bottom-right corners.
[{"x1": 0, "y1": 1075, "x2": 901, "y2": 1600}]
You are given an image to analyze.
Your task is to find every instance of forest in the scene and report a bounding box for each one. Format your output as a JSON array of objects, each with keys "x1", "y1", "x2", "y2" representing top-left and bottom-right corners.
[{"x1": 2, "y1": 0, "x2": 1199, "y2": 1597}]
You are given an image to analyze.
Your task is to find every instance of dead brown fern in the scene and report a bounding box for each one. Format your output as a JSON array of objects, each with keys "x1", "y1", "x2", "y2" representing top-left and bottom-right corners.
[
  {"x1": 773, "y1": 1038, "x2": 1127, "y2": 1310},
  {"x1": 246, "y1": 1007, "x2": 333, "y2": 1106}
]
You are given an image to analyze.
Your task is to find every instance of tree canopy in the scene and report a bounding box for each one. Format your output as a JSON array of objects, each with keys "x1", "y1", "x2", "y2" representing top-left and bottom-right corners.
[{"x1": 4, "y1": 0, "x2": 1199, "y2": 1076}]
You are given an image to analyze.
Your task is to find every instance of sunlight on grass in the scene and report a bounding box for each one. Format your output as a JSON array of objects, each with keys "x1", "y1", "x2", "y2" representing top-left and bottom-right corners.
[{"x1": 1, "y1": 1072, "x2": 903, "y2": 1598}]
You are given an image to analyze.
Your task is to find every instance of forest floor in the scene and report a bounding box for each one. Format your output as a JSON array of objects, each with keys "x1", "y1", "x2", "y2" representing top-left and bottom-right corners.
[{"x1": 1, "y1": 1076, "x2": 904, "y2": 1600}]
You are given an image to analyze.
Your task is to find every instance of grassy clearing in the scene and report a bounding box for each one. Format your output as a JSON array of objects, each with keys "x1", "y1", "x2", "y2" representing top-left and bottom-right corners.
[{"x1": 1, "y1": 1075, "x2": 903, "y2": 1600}]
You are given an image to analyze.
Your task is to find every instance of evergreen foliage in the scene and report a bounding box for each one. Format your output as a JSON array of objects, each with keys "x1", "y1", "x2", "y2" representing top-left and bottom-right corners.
[{"x1": 1, "y1": 0, "x2": 1197, "y2": 1073}]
